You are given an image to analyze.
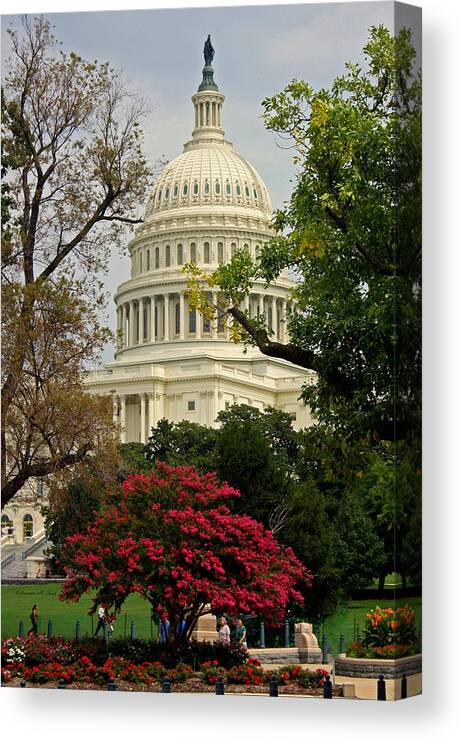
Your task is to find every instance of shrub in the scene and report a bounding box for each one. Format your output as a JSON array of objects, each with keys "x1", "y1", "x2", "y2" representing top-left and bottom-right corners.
[
  {"x1": 269, "y1": 664, "x2": 329, "y2": 688},
  {"x1": 2, "y1": 635, "x2": 77, "y2": 668},
  {"x1": 363, "y1": 605, "x2": 418, "y2": 648},
  {"x1": 226, "y1": 657, "x2": 265, "y2": 686},
  {"x1": 346, "y1": 605, "x2": 420, "y2": 659},
  {"x1": 200, "y1": 660, "x2": 227, "y2": 685}
]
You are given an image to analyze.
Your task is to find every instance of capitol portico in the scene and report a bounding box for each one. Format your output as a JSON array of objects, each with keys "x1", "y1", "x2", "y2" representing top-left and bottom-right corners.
[{"x1": 86, "y1": 42, "x2": 314, "y2": 440}]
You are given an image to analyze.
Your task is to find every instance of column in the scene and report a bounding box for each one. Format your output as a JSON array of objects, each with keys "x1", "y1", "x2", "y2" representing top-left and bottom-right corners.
[
  {"x1": 148, "y1": 393, "x2": 155, "y2": 436},
  {"x1": 138, "y1": 298, "x2": 144, "y2": 343},
  {"x1": 129, "y1": 302, "x2": 136, "y2": 346},
  {"x1": 140, "y1": 393, "x2": 146, "y2": 444},
  {"x1": 112, "y1": 396, "x2": 119, "y2": 424},
  {"x1": 271, "y1": 296, "x2": 277, "y2": 336},
  {"x1": 122, "y1": 303, "x2": 128, "y2": 347},
  {"x1": 150, "y1": 296, "x2": 156, "y2": 342},
  {"x1": 120, "y1": 395, "x2": 126, "y2": 443},
  {"x1": 179, "y1": 293, "x2": 185, "y2": 340},
  {"x1": 244, "y1": 294, "x2": 250, "y2": 314},
  {"x1": 258, "y1": 294, "x2": 264, "y2": 317},
  {"x1": 164, "y1": 293, "x2": 170, "y2": 340},
  {"x1": 195, "y1": 309, "x2": 201, "y2": 339},
  {"x1": 282, "y1": 300, "x2": 287, "y2": 342},
  {"x1": 211, "y1": 292, "x2": 218, "y2": 340}
]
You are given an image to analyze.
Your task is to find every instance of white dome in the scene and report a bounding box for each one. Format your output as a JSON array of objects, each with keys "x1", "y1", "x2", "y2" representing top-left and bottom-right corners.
[{"x1": 145, "y1": 143, "x2": 272, "y2": 218}]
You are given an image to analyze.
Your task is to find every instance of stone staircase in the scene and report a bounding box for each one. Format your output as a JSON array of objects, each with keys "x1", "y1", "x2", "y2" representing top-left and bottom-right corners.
[{"x1": 1, "y1": 533, "x2": 51, "y2": 579}]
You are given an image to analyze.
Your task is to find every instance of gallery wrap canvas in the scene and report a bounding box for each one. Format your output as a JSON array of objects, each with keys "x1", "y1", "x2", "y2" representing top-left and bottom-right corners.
[{"x1": 1, "y1": 1, "x2": 422, "y2": 702}]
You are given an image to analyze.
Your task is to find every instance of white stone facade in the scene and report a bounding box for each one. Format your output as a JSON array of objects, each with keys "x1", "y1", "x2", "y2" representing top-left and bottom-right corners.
[{"x1": 86, "y1": 58, "x2": 314, "y2": 438}]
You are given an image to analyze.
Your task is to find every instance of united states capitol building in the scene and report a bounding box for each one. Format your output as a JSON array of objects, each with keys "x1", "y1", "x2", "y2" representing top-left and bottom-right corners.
[{"x1": 87, "y1": 42, "x2": 314, "y2": 441}]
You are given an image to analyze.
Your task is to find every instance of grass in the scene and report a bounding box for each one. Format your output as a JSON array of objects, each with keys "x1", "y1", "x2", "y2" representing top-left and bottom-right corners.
[
  {"x1": 1, "y1": 583, "x2": 421, "y2": 654},
  {"x1": 1, "y1": 583, "x2": 158, "y2": 640}
]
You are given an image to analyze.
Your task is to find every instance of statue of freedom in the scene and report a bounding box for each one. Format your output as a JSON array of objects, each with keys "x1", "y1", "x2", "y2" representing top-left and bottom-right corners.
[{"x1": 203, "y1": 35, "x2": 215, "y2": 66}]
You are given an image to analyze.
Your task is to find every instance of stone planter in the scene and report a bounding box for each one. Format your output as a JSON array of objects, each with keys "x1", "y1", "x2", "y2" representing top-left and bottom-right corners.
[{"x1": 335, "y1": 652, "x2": 422, "y2": 679}]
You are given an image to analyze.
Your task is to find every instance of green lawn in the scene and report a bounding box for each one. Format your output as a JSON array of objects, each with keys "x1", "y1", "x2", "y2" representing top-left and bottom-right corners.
[
  {"x1": 1, "y1": 583, "x2": 421, "y2": 654},
  {"x1": 1, "y1": 583, "x2": 158, "y2": 640}
]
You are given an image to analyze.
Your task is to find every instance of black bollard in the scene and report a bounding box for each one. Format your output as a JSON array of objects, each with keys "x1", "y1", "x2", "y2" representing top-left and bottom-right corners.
[
  {"x1": 20, "y1": 680, "x2": 26, "y2": 688},
  {"x1": 269, "y1": 674, "x2": 279, "y2": 697},
  {"x1": 215, "y1": 676, "x2": 225, "y2": 695},
  {"x1": 162, "y1": 676, "x2": 171, "y2": 693},
  {"x1": 75, "y1": 620, "x2": 81, "y2": 643},
  {"x1": 130, "y1": 620, "x2": 136, "y2": 640},
  {"x1": 260, "y1": 620, "x2": 266, "y2": 649},
  {"x1": 322, "y1": 633, "x2": 329, "y2": 663},
  {"x1": 323, "y1": 674, "x2": 332, "y2": 699},
  {"x1": 57, "y1": 678, "x2": 66, "y2": 689},
  {"x1": 108, "y1": 679, "x2": 117, "y2": 691},
  {"x1": 18, "y1": 620, "x2": 25, "y2": 637},
  {"x1": 47, "y1": 620, "x2": 53, "y2": 639},
  {"x1": 339, "y1": 633, "x2": 345, "y2": 655},
  {"x1": 377, "y1": 674, "x2": 386, "y2": 701},
  {"x1": 284, "y1": 618, "x2": 290, "y2": 648},
  {"x1": 104, "y1": 622, "x2": 109, "y2": 648},
  {"x1": 401, "y1": 673, "x2": 408, "y2": 700}
]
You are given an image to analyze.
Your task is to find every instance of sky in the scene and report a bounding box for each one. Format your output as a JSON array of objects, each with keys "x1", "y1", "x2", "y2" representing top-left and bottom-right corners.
[{"x1": 2, "y1": 1, "x2": 419, "y2": 362}]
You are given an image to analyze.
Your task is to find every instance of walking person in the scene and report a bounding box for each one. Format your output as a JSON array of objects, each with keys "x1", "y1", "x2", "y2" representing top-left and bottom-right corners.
[
  {"x1": 218, "y1": 616, "x2": 230, "y2": 645},
  {"x1": 236, "y1": 618, "x2": 247, "y2": 648},
  {"x1": 159, "y1": 613, "x2": 170, "y2": 644},
  {"x1": 94, "y1": 604, "x2": 106, "y2": 636},
  {"x1": 28, "y1": 604, "x2": 38, "y2": 636}
]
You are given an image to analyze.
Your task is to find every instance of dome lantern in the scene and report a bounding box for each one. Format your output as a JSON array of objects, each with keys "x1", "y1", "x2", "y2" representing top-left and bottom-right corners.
[{"x1": 190, "y1": 36, "x2": 225, "y2": 145}]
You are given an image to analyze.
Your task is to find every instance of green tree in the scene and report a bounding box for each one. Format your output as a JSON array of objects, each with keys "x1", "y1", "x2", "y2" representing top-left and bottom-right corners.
[
  {"x1": 44, "y1": 479, "x2": 102, "y2": 565},
  {"x1": 282, "y1": 479, "x2": 340, "y2": 615},
  {"x1": 146, "y1": 419, "x2": 218, "y2": 472},
  {"x1": 333, "y1": 490, "x2": 386, "y2": 596}
]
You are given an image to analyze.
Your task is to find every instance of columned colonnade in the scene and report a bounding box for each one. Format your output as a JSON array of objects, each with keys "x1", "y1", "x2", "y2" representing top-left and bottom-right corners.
[{"x1": 116, "y1": 290, "x2": 297, "y2": 349}]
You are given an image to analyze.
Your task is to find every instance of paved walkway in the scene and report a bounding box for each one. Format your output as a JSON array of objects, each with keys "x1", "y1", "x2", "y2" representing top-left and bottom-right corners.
[{"x1": 260, "y1": 662, "x2": 422, "y2": 701}]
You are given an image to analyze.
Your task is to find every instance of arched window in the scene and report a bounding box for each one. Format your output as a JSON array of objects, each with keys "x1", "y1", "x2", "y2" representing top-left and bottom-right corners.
[
  {"x1": 23, "y1": 514, "x2": 33, "y2": 539},
  {"x1": 157, "y1": 189, "x2": 162, "y2": 202},
  {"x1": 146, "y1": 249, "x2": 151, "y2": 271},
  {"x1": 231, "y1": 242, "x2": 237, "y2": 258},
  {"x1": 165, "y1": 187, "x2": 169, "y2": 199},
  {"x1": 203, "y1": 242, "x2": 210, "y2": 263},
  {"x1": 203, "y1": 315, "x2": 211, "y2": 333},
  {"x1": 177, "y1": 243, "x2": 183, "y2": 265},
  {"x1": 244, "y1": 243, "x2": 249, "y2": 253},
  {"x1": 255, "y1": 244, "x2": 261, "y2": 259},
  {"x1": 253, "y1": 186, "x2": 258, "y2": 199},
  {"x1": 226, "y1": 182, "x2": 231, "y2": 195},
  {"x1": 204, "y1": 180, "x2": 210, "y2": 194},
  {"x1": 165, "y1": 245, "x2": 171, "y2": 267},
  {"x1": 183, "y1": 183, "x2": 188, "y2": 196},
  {"x1": 193, "y1": 182, "x2": 199, "y2": 195},
  {"x1": 190, "y1": 243, "x2": 196, "y2": 262},
  {"x1": 189, "y1": 309, "x2": 196, "y2": 334},
  {"x1": 175, "y1": 303, "x2": 180, "y2": 335},
  {"x1": 217, "y1": 242, "x2": 224, "y2": 264},
  {"x1": 215, "y1": 181, "x2": 220, "y2": 194},
  {"x1": 155, "y1": 247, "x2": 160, "y2": 269},
  {"x1": 173, "y1": 184, "x2": 179, "y2": 197},
  {"x1": 236, "y1": 183, "x2": 241, "y2": 196},
  {"x1": 245, "y1": 185, "x2": 250, "y2": 197}
]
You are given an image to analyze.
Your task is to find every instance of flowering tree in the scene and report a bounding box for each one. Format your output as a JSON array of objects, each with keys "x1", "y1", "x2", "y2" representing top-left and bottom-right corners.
[{"x1": 59, "y1": 463, "x2": 312, "y2": 647}]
